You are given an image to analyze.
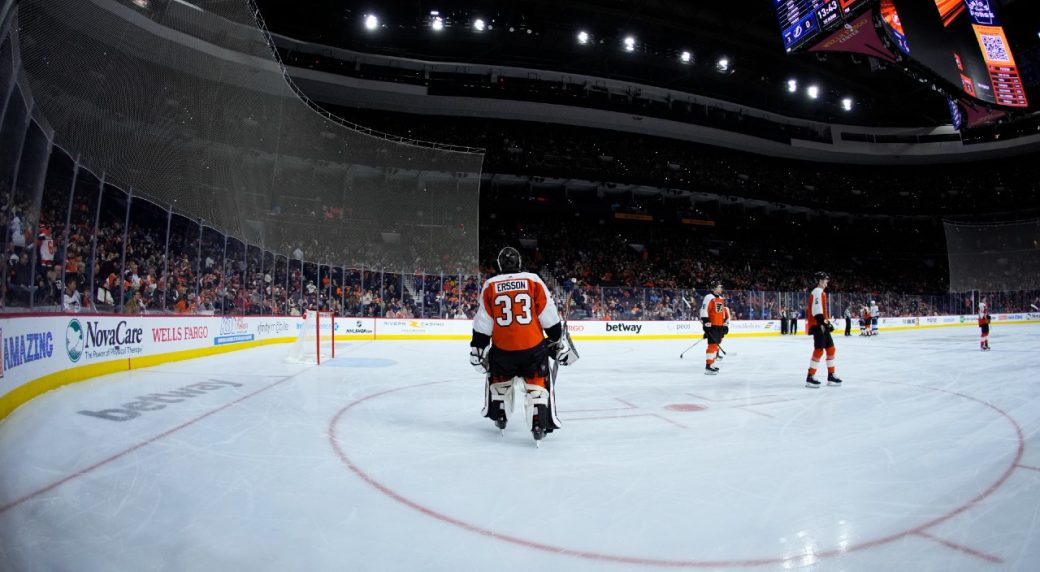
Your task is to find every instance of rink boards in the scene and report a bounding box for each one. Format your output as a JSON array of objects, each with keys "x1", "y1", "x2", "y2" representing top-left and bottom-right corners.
[{"x1": 1, "y1": 312, "x2": 1038, "y2": 420}]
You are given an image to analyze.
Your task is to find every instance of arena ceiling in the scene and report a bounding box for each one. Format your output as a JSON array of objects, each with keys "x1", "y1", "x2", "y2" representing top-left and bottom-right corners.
[{"x1": 254, "y1": 0, "x2": 1040, "y2": 127}]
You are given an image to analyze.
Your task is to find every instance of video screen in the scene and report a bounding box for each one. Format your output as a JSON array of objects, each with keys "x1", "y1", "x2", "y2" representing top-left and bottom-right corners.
[
  {"x1": 882, "y1": 0, "x2": 1027, "y2": 108},
  {"x1": 775, "y1": 0, "x2": 871, "y2": 52}
]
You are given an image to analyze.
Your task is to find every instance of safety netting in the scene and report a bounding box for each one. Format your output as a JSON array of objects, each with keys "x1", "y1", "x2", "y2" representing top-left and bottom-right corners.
[{"x1": 15, "y1": 0, "x2": 483, "y2": 274}]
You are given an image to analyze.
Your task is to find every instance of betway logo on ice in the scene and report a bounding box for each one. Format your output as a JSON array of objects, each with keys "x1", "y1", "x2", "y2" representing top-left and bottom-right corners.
[
  {"x1": 77, "y1": 379, "x2": 243, "y2": 421},
  {"x1": 605, "y1": 323, "x2": 642, "y2": 334}
]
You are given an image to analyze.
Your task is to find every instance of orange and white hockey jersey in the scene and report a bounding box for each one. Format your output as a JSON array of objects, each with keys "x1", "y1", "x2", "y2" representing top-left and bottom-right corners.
[
  {"x1": 806, "y1": 287, "x2": 829, "y2": 329},
  {"x1": 978, "y1": 302, "x2": 989, "y2": 325},
  {"x1": 473, "y1": 272, "x2": 561, "y2": 351},
  {"x1": 707, "y1": 296, "x2": 727, "y2": 327}
]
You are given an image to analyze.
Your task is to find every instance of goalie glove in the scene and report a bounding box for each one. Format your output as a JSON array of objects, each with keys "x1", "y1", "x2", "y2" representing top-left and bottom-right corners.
[
  {"x1": 555, "y1": 346, "x2": 579, "y2": 366},
  {"x1": 469, "y1": 346, "x2": 488, "y2": 373}
]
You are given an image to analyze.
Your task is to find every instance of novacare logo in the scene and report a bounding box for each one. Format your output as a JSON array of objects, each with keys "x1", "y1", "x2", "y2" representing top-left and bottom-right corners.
[
  {"x1": 66, "y1": 319, "x2": 85, "y2": 362},
  {"x1": 606, "y1": 323, "x2": 642, "y2": 334},
  {"x1": 66, "y1": 319, "x2": 144, "y2": 362}
]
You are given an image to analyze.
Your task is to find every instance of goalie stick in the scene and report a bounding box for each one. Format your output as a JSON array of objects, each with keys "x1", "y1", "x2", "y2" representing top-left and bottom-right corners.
[{"x1": 551, "y1": 278, "x2": 581, "y2": 382}]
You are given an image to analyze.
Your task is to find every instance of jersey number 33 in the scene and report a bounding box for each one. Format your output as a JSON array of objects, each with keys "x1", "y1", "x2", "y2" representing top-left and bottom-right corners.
[{"x1": 494, "y1": 292, "x2": 533, "y2": 326}]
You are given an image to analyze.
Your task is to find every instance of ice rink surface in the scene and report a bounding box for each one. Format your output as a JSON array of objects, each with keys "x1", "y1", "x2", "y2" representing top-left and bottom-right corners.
[{"x1": 1, "y1": 324, "x2": 1039, "y2": 571}]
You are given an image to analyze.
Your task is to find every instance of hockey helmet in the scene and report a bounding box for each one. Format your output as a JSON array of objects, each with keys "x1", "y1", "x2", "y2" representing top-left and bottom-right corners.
[
  {"x1": 497, "y1": 246, "x2": 521, "y2": 273},
  {"x1": 813, "y1": 271, "x2": 829, "y2": 282}
]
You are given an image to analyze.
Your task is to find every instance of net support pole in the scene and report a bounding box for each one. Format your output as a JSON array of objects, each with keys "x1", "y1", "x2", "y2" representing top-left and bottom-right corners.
[
  {"x1": 315, "y1": 309, "x2": 321, "y2": 365},
  {"x1": 220, "y1": 234, "x2": 228, "y2": 314},
  {"x1": 194, "y1": 220, "x2": 202, "y2": 304},
  {"x1": 160, "y1": 207, "x2": 171, "y2": 311},
  {"x1": 88, "y1": 173, "x2": 105, "y2": 308},
  {"x1": 243, "y1": 243, "x2": 249, "y2": 310},
  {"x1": 59, "y1": 155, "x2": 81, "y2": 293},
  {"x1": 116, "y1": 187, "x2": 132, "y2": 313},
  {"x1": 26, "y1": 130, "x2": 53, "y2": 309},
  {"x1": 331, "y1": 312, "x2": 335, "y2": 359},
  {"x1": 258, "y1": 248, "x2": 265, "y2": 313}
]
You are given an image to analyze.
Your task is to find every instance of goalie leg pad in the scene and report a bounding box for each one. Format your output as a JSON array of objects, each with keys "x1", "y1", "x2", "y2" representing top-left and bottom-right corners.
[
  {"x1": 482, "y1": 378, "x2": 516, "y2": 419},
  {"x1": 524, "y1": 383, "x2": 550, "y2": 432}
]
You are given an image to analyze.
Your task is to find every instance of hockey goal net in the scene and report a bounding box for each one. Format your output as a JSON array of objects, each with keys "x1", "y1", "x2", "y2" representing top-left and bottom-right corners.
[{"x1": 287, "y1": 311, "x2": 335, "y2": 364}]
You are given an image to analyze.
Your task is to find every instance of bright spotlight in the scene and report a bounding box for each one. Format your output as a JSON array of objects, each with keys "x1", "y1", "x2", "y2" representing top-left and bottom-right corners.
[
  {"x1": 577, "y1": 30, "x2": 589, "y2": 44},
  {"x1": 431, "y1": 16, "x2": 444, "y2": 31},
  {"x1": 364, "y1": 14, "x2": 378, "y2": 31},
  {"x1": 787, "y1": 79, "x2": 797, "y2": 93},
  {"x1": 716, "y1": 57, "x2": 729, "y2": 72},
  {"x1": 680, "y1": 51, "x2": 691, "y2": 63},
  {"x1": 473, "y1": 18, "x2": 485, "y2": 32},
  {"x1": 807, "y1": 85, "x2": 819, "y2": 99},
  {"x1": 624, "y1": 36, "x2": 636, "y2": 52},
  {"x1": 841, "y1": 97, "x2": 853, "y2": 111}
]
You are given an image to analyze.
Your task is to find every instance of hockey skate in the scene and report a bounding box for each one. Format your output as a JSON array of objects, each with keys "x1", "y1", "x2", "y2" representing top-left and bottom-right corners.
[
  {"x1": 531, "y1": 408, "x2": 547, "y2": 446},
  {"x1": 827, "y1": 374, "x2": 843, "y2": 386},
  {"x1": 705, "y1": 365, "x2": 719, "y2": 375},
  {"x1": 524, "y1": 384, "x2": 552, "y2": 447},
  {"x1": 805, "y1": 375, "x2": 821, "y2": 388}
]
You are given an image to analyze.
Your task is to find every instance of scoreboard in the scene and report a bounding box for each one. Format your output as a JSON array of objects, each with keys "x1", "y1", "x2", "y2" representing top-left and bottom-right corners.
[
  {"x1": 774, "y1": 0, "x2": 870, "y2": 52},
  {"x1": 878, "y1": 0, "x2": 1028, "y2": 108}
]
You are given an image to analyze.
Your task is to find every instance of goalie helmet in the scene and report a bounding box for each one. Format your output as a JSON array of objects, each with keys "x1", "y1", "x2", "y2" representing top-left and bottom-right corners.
[{"x1": 497, "y1": 246, "x2": 521, "y2": 273}]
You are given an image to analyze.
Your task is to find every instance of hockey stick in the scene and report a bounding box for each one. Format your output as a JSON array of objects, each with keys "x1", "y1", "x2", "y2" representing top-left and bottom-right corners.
[
  {"x1": 1032, "y1": 304, "x2": 1039, "y2": 311},
  {"x1": 551, "y1": 279, "x2": 580, "y2": 382},
  {"x1": 679, "y1": 338, "x2": 703, "y2": 358}
]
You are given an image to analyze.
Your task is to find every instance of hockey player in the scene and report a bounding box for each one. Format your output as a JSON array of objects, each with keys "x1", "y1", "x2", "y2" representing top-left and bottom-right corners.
[
  {"x1": 978, "y1": 297, "x2": 991, "y2": 351},
  {"x1": 805, "y1": 272, "x2": 842, "y2": 388},
  {"x1": 469, "y1": 247, "x2": 578, "y2": 443},
  {"x1": 869, "y1": 300, "x2": 880, "y2": 336},
  {"x1": 860, "y1": 303, "x2": 871, "y2": 336},
  {"x1": 702, "y1": 281, "x2": 726, "y2": 375}
]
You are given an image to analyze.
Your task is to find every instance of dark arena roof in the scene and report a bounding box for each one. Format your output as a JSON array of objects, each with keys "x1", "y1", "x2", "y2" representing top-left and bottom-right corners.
[{"x1": 255, "y1": 0, "x2": 1040, "y2": 128}]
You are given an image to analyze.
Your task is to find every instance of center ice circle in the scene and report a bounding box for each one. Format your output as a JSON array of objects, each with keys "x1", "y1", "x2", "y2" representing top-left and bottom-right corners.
[{"x1": 328, "y1": 380, "x2": 1023, "y2": 567}]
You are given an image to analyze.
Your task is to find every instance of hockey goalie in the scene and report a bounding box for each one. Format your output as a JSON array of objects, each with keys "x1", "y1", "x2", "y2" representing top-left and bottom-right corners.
[{"x1": 468, "y1": 247, "x2": 578, "y2": 445}]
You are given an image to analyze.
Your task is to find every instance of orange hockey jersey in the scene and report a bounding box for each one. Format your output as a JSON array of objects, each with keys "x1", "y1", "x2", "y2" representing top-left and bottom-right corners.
[
  {"x1": 806, "y1": 287, "x2": 829, "y2": 328},
  {"x1": 707, "y1": 296, "x2": 727, "y2": 326},
  {"x1": 473, "y1": 272, "x2": 562, "y2": 351}
]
